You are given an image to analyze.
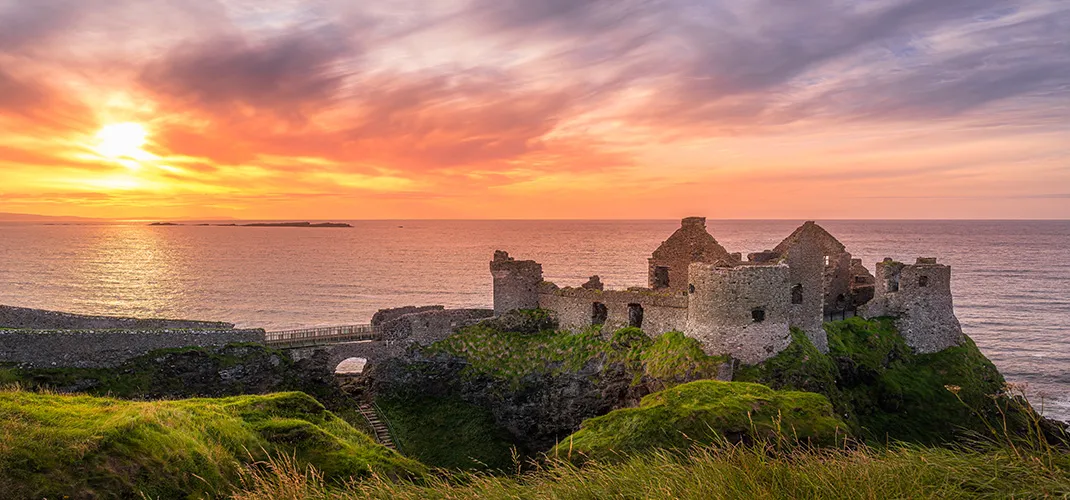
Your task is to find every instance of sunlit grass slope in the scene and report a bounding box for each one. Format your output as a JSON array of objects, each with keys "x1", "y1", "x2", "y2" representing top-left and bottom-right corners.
[
  {"x1": 236, "y1": 443, "x2": 1070, "y2": 499},
  {"x1": 0, "y1": 389, "x2": 424, "y2": 499}
]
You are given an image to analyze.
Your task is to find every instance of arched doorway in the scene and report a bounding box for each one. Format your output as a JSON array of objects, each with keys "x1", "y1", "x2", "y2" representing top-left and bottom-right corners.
[{"x1": 335, "y1": 357, "x2": 368, "y2": 375}]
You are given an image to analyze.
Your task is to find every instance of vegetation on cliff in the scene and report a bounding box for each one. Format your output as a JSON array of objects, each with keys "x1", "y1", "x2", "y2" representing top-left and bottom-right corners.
[
  {"x1": 423, "y1": 317, "x2": 727, "y2": 389},
  {"x1": 377, "y1": 395, "x2": 518, "y2": 471},
  {"x1": 0, "y1": 390, "x2": 423, "y2": 499},
  {"x1": 551, "y1": 380, "x2": 847, "y2": 462},
  {"x1": 735, "y1": 317, "x2": 1033, "y2": 444}
]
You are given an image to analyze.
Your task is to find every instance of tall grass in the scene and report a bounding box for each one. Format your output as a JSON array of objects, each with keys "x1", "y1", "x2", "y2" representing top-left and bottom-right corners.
[
  {"x1": 234, "y1": 441, "x2": 1069, "y2": 500},
  {"x1": 235, "y1": 382, "x2": 1069, "y2": 500}
]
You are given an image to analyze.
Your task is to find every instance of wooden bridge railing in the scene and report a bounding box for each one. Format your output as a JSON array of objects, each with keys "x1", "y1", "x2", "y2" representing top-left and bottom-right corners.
[{"x1": 265, "y1": 324, "x2": 381, "y2": 348}]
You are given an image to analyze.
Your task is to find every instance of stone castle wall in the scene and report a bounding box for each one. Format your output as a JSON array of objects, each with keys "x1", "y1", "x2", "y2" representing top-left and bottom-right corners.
[
  {"x1": 375, "y1": 307, "x2": 494, "y2": 347},
  {"x1": 778, "y1": 241, "x2": 828, "y2": 352},
  {"x1": 537, "y1": 287, "x2": 688, "y2": 334},
  {"x1": 862, "y1": 258, "x2": 964, "y2": 353},
  {"x1": 685, "y1": 263, "x2": 792, "y2": 364},
  {"x1": 491, "y1": 251, "x2": 543, "y2": 315},
  {"x1": 0, "y1": 328, "x2": 265, "y2": 368},
  {"x1": 0, "y1": 305, "x2": 234, "y2": 330}
]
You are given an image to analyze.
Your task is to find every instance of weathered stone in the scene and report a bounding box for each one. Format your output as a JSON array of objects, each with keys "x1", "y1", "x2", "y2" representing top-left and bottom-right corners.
[
  {"x1": 490, "y1": 251, "x2": 543, "y2": 315},
  {"x1": 648, "y1": 217, "x2": 735, "y2": 293},
  {"x1": 685, "y1": 263, "x2": 792, "y2": 364},
  {"x1": 0, "y1": 304, "x2": 233, "y2": 330},
  {"x1": 861, "y1": 258, "x2": 964, "y2": 353},
  {"x1": 0, "y1": 328, "x2": 265, "y2": 368}
]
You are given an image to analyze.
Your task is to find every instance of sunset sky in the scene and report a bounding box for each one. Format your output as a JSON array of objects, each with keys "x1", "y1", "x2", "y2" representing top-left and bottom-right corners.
[{"x1": 1, "y1": 0, "x2": 1068, "y2": 220}]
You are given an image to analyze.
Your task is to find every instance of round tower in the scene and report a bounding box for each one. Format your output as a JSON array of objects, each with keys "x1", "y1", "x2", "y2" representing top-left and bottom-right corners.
[{"x1": 685, "y1": 262, "x2": 792, "y2": 364}]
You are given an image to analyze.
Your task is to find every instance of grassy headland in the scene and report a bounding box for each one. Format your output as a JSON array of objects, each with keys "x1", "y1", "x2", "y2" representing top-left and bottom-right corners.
[{"x1": 0, "y1": 390, "x2": 423, "y2": 499}]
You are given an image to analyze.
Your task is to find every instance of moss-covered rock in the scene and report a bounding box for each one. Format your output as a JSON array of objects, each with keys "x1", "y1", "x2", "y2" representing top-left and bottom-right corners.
[
  {"x1": 736, "y1": 317, "x2": 1029, "y2": 444},
  {"x1": 0, "y1": 390, "x2": 424, "y2": 499},
  {"x1": 552, "y1": 380, "x2": 847, "y2": 462}
]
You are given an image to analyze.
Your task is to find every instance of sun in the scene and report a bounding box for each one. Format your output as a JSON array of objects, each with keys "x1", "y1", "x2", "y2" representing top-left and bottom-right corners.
[{"x1": 95, "y1": 122, "x2": 149, "y2": 161}]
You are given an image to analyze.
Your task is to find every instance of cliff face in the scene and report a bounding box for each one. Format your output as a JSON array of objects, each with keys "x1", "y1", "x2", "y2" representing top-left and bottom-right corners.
[{"x1": 370, "y1": 315, "x2": 729, "y2": 452}]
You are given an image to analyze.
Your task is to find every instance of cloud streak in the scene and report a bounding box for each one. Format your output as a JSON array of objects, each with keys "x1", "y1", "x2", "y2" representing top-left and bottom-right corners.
[{"x1": 0, "y1": 0, "x2": 1067, "y2": 219}]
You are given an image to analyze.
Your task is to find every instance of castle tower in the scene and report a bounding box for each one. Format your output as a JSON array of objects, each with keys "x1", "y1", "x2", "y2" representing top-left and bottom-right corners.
[
  {"x1": 861, "y1": 257, "x2": 964, "y2": 353},
  {"x1": 648, "y1": 217, "x2": 735, "y2": 294},
  {"x1": 685, "y1": 262, "x2": 792, "y2": 364},
  {"x1": 490, "y1": 250, "x2": 543, "y2": 315}
]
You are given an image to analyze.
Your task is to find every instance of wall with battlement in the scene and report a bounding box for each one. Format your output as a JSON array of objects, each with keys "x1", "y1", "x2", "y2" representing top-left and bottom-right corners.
[
  {"x1": 0, "y1": 328, "x2": 265, "y2": 368},
  {"x1": 0, "y1": 305, "x2": 234, "y2": 330},
  {"x1": 862, "y1": 258, "x2": 964, "y2": 353},
  {"x1": 685, "y1": 262, "x2": 792, "y2": 364},
  {"x1": 537, "y1": 285, "x2": 688, "y2": 335}
]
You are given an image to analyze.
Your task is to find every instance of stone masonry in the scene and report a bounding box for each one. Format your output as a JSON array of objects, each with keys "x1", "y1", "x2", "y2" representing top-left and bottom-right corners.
[
  {"x1": 0, "y1": 304, "x2": 234, "y2": 330},
  {"x1": 0, "y1": 328, "x2": 265, "y2": 368},
  {"x1": 490, "y1": 250, "x2": 543, "y2": 315},
  {"x1": 493, "y1": 217, "x2": 966, "y2": 364},
  {"x1": 861, "y1": 258, "x2": 964, "y2": 353}
]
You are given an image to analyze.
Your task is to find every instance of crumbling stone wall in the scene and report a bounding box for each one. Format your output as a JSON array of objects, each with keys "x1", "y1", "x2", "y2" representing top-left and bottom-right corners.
[
  {"x1": 376, "y1": 307, "x2": 494, "y2": 347},
  {"x1": 0, "y1": 328, "x2": 265, "y2": 368},
  {"x1": 861, "y1": 258, "x2": 964, "y2": 353},
  {"x1": 648, "y1": 217, "x2": 735, "y2": 293},
  {"x1": 0, "y1": 304, "x2": 234, "y2": 330},
  {"x1": 537, "y1": 285, "x2": 688, "y2": 335},
  {"x1": 685, "y1": 262, "x2": 792, "y2": 364},
  {"x1": 491, "y1": 251, "x2": 543, "y2": 315},
  {"x1": 777, "y1": 239, "x2": 828, "y2": 352}
]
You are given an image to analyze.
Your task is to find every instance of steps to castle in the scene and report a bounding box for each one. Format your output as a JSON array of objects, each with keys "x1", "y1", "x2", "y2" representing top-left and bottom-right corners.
[{"x1": 358, "y1": 403, "x2": 397, "y2": 450}]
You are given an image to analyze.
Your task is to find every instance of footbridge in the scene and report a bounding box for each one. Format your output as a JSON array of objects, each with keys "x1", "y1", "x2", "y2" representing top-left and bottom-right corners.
[{"x1": 264, "y1": 324, "x2": 381, "y2": 348}]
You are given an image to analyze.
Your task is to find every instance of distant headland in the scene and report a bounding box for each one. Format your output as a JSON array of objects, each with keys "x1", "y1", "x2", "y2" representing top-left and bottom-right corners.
[{"x1": 148, "y1": 221, "x2": 352, "y2": 228}]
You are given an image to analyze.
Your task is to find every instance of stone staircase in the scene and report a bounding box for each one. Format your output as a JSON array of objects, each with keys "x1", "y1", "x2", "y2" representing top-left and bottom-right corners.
[{"x1": 358, "y1": 403, "x2": 397, "y2": 451}]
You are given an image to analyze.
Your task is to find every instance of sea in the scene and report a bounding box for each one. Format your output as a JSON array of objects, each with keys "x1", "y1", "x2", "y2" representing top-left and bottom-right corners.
[{"x1": 0, "y1": 219, "x2": 1067, "y2": 421}]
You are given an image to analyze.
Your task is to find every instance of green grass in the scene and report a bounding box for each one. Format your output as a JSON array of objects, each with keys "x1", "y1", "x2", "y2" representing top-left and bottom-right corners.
[
  {"x1": 0, "y1": 389, "x2": 424, "y2": 499},
  {"x1": 234, "y1": 443, "x2": 1070, "y2": 499},
  {"x1": 735, "y1": 317, "x2": 1031, "y2": 444},
  {"x1": 551, "y1": 380, "x2": 847, "y2": 462},
  {"x1": 424, "y1": 320, "x2": 726, "y2": 390},
  {"x1": 377, "y1": 395, "x2": 518, "y2": 471}
]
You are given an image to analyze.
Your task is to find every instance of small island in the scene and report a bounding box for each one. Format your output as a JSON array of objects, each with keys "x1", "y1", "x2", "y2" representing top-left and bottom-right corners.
[{"x1": 148, "y1": 221, "x2": 352, "y2": 228}]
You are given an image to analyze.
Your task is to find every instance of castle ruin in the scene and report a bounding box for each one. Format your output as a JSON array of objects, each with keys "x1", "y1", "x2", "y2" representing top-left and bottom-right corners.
[{"x1": 492, "y1": 218, "x2": 964, "y2": 364}]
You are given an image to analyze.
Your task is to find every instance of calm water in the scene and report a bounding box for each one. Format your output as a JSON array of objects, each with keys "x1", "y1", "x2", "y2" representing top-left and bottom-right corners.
[{"x1": 1, "y1": 220, "x2": 1067, "y2": 420}]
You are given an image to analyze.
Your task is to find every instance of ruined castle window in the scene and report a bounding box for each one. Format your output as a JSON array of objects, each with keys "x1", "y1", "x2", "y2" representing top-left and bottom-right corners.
[
  {"x1": 791, "y1": 284, "x2": 803, "y2": 305},
  {"x1": 653, "y1": 266, "x2": 670, "y2": 289},
  {"x1": 824, "y1": 255, "x2": 830, "y2": 266},
  {"x1": 855, "y1": 276, "x2": 867, "y2": 284},
  {"x1": 591, "y1": 302, "x2": 608, "y2": 326},
  {"x1": 835, "y1": 294, "x2": 847, "y2": 309},
  {"x1": 628, "y1": 303, "x2": 644, "y2": 328},
  {"x1": 688, "y1": 284, "x2": 695, "y2": 294},
  {"x1": 751, "y1": 308, "x2": 766, "y2": 323},
  {"x1": 886, "y1": 277, "x2": 899, "y2": 292},
  {"x1": 918, "y1": 275, "x2": 930, "y2": 287}
]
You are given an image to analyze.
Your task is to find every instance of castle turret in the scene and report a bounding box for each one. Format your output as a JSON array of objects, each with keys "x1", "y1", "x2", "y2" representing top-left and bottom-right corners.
[
  {"x1": 685, "y1": 262, "x2": 792, "y2": 364},
  {"x1": 490, "y1": 250, "x2": 543, "y2": 315},
  {"x1": 861, "y1": 257, "x2": 964, "y2": 353}
]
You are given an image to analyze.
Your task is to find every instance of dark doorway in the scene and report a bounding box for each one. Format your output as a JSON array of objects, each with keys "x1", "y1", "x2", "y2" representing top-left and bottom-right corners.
[
  {"x1": 628, "y1": 303, "x2": 644, "y2": 328},
  {"x1": 751, "y1": 308, "x2": 766, "y2": 323},
  {"x1": 653, "y1": 266, "x2": 670, "y2": 289},
  {"x1": 591, "y1": 302, "x2": 608, "y2": 326},
  {"x1": 791, "y1": 284, "x2": 803, "y2": 305}
]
